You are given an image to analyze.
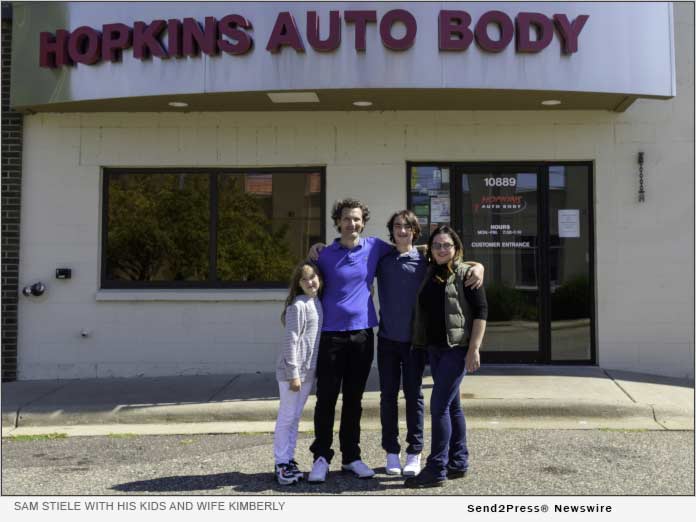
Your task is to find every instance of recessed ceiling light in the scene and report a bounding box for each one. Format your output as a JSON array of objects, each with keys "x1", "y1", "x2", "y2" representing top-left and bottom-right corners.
[
  {"x1": 168, "y1": 101, "x2": 189, "y2": 108},
  {"x1": 353, "y1": 101, "x2": 373, "y2": 107},
  {"x1": 267, "y1": 92, "x2": 320, "y2": 103},
  {"x1": 541, "y1": 99, "x2": 562, "y2": 106}
]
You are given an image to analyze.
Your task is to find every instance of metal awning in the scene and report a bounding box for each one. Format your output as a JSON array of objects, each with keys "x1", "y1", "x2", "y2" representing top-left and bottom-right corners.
[{"x1": 16, "y1": 88, "x2": 647, "y2": 113}]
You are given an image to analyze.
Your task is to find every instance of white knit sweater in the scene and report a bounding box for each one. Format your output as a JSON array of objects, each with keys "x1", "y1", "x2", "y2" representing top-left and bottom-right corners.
[{"x1": 275, "y1": 295, "x2": 323, "y2": 382}]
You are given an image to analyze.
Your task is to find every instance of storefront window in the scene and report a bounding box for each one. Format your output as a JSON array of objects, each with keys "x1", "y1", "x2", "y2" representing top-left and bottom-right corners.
[
  {"x1": 104, "y1": 172, "x2": 210, "y2": 283},
  {"x1": 216, "y1": 172, "x2": 322, "y2": 283},
  {"x1": 102, "y1": 168, "x2": 324, "y2": 288}
]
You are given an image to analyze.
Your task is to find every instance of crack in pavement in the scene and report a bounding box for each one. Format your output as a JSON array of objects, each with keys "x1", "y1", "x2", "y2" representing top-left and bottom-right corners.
[
  {"x1": 13, "y1": 383, "x2": 70, "y2": 428},
  {"x1": 206, "y1": 374, "x2": 242, "y2": 403},
  {"x1": 602, "y1": 369, "x2": 637, "y2": 403}
]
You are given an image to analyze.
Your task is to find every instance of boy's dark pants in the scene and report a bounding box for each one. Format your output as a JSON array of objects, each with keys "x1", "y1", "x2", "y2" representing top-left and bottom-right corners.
[
  {"x1": 377, "y1": 337, "x2": 427, "y2": 455},
  {"x1": 310, "y1": 329, "x2": 374, "y2": 465}
]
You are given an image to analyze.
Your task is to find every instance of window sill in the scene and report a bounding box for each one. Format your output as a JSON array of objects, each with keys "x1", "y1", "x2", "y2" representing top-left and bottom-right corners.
[{"x1": 95, "y1": 289, "x2": 287, "y2": 302}]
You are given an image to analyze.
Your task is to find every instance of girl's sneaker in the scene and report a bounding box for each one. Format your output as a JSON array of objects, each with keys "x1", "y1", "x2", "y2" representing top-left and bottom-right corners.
[
  {"x1": 275, "y1": 463, "x2": 299, "y2": 485},
  {"x1": 287, "y1": 459, "x2": 304, "y2": 480}
]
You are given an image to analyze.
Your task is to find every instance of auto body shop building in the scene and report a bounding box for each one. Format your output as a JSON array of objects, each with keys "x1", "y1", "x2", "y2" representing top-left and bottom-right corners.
[{"x1": 2, "y1": 2, "x2": 693, "y2": 381}]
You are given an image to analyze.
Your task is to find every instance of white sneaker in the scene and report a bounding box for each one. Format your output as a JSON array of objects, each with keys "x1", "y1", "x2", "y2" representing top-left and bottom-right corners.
[
  {"x1": 403, "y1": 453, "x2": 421, "y2": 477},
  {"x1": 385, "y1": 453, "x2": 402, "y2": 475},
  {"x1": 341, "y1": 459, "x2": 375, "y2": 479},
  {"x1": 308, "y1": 457, "x2": 329, "y2": 483}
]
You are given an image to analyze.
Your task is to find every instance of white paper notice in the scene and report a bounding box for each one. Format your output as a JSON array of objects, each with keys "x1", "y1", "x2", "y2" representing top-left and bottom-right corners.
[
  {"x1": 431, "y1": 197, "x2": 450, "y2": 222},
  {"x1": 558, "y1": 209, "x2": 580, "y2": 238}
]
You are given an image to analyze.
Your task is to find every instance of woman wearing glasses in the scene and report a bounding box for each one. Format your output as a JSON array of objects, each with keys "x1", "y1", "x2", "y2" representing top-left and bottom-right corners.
[{"x1": 405, "y1": 225, "x2": 488, "y2": 488}]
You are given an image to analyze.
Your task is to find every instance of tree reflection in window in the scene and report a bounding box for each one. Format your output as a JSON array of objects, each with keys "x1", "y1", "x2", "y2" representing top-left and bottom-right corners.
[
  {"x1": 216, "y1": 174, "x2": 296, "y2": 283},
  {"x1": 106, "y1": 173, "x2": 209, "y2": 281},
  {"x1": 103, "y1": 169, "x2": 323, "y2": 286}
]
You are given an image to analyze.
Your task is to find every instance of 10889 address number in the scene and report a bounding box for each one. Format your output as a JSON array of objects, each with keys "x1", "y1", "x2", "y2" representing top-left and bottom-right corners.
[{"x1": 484, "y1": 177, "x2": 517, "y2": 187}]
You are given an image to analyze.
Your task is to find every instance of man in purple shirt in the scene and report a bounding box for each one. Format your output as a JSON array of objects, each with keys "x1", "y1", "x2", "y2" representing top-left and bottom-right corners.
[{"x1": 308, "y1": 198, "x2": 393, "y2": 483}]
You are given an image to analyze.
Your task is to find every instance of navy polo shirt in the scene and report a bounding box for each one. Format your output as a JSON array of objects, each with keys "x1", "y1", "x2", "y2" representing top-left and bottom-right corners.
[
  {"x1": 376, "y1": 247, "x2": 429, "y2": 343},
  {"x1": 317, "y1": 236, "x2": 393, "y2": 332}
]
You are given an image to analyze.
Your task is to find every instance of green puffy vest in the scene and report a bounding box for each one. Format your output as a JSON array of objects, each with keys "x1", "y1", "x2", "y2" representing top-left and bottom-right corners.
[{"x1": 412, "y1": 261, "x2": 473, "y2": 349}]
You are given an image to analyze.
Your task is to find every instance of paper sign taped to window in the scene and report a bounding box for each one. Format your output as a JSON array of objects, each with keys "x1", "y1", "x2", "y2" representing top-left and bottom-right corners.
[
  {"x1": 558, "y1": 209, "x2": 580, "y2": 238},
  {"x1": 431, "y1": 196, "x2": 450, "y2": 222}
]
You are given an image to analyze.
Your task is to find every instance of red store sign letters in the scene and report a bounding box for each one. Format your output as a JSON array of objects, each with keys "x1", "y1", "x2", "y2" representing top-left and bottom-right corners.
[{"x1": 40, "y1": 9, "x2": 589, "y2": 68}]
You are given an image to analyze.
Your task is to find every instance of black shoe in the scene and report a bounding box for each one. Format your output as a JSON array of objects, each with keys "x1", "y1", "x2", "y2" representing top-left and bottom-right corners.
[
  {"x1": 275, "y1": 463, "x2": 300, "y2": 486},
  {"x1": 404, "y1": 470, "x2": 445, "y2": 489},
  {"x1": 447, "y1": 467, "x2": 468, "y2": 479},
  {"x1": 287, "y1": 459, "x2": 304, "y2": 480}
]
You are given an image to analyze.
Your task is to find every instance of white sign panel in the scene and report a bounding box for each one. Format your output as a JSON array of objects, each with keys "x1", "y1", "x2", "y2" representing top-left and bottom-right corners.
[
  {"x1": 558, "y1": 209, "x2": 580, "y2": 238},
  {"x1": 431, "y1": 196, "x2": 450, "y2": 222}
]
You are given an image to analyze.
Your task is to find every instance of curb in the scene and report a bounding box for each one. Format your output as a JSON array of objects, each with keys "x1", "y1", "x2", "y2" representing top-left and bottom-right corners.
[{"x1": 6, "y1": 397, "x2": 684, "y2": 428}]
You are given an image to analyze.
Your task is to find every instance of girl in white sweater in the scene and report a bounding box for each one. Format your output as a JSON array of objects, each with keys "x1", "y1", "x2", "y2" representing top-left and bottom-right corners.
[{"x1": 274, "y1": 260, "x2": 323, "y2": 485}]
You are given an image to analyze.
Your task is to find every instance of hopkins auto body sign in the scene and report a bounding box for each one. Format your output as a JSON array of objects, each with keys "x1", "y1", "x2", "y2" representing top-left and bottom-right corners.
[
  {"x1": 11, "y1": 2, "x2": 675, "y2": 108},
  {"x1": 38, "y1": 10, "x2": 589, "y2": 67}
]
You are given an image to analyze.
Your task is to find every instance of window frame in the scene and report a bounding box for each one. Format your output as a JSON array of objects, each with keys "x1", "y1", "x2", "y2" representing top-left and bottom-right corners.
[{"x1": 100, "y1": 167, "x2": 326, "y2": 289}]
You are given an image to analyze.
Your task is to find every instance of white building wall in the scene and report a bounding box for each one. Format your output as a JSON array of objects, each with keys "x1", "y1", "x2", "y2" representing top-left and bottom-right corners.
[{"x1": 17, "y1": 5, "x2": 694, "y2": 380}]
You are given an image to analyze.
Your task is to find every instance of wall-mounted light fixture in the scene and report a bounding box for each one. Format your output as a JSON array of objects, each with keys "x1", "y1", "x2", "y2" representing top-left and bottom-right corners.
[
  {"x1": 638, "y1": 152, "x2": 645, "y2": 202},
  {"x1": 22, "y1": 282, "x2": 46, "y2": 297}
]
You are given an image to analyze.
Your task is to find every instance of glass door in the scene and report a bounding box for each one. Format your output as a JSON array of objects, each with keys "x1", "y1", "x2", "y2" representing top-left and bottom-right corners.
[
  {"x1": 547, "y1": 165, "x2": 594, "y2": 362},
  {"x1": 456, "y1": 167, "x2": 543, "y2": 362},
  {"x1": 407, "y1": 162, "x2": 595, "y2": 364}
]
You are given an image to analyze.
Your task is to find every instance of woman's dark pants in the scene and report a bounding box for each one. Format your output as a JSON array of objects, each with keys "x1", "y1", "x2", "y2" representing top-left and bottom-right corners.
[
  {"x1": 424, "y1": 345, "x2": 469, "y2": 479},
  {"x1": 377, "y1": 336, "x2": 427, "y2": 455}
]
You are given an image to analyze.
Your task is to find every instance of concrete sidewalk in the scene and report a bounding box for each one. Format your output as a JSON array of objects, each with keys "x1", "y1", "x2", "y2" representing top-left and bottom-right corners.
[{"x1": 1, "y1": 366, "x2": 693, "y2": 437}]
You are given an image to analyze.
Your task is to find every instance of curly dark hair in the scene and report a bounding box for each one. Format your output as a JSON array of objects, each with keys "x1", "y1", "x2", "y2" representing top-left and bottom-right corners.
[
  {"x1": 386, "y1": 209, "x2": 421, "y2": 243},
  {"x1": 426, "y1": 224, "x2": 464, "y2": 266},
  {"x1": 331, "y1": 198, "x2": 370, "y2": 232}
]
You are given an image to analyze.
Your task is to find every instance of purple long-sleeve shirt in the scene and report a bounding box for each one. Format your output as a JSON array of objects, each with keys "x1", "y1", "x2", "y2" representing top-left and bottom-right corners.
[{"x1": 317, "y1": 236, "x2": 393, "y2": 331}]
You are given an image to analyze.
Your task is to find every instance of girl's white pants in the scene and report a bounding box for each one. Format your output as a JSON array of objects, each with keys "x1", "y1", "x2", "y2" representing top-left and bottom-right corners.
[{"x1": 273, "y1": 372, "x2": 315, "y2": 465}]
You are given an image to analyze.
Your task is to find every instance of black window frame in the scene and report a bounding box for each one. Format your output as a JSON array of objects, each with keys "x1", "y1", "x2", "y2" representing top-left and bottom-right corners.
[{"x1": 101, "y1": 167, "x2": 326, "y2": 289}]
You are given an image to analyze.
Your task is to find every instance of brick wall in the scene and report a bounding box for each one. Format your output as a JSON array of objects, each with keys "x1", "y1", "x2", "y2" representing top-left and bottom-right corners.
[{"x1": 2, "y1": 4, "x2": 21, "y2": 381}]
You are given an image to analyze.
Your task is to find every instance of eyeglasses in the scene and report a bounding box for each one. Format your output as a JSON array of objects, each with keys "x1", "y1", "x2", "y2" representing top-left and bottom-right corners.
[
  {"x1": 431, "y1": 242, "x2": 454, "y2": 250},
  {"x1": 392, "y1": 222, "x2": 413, "y2": 231}
]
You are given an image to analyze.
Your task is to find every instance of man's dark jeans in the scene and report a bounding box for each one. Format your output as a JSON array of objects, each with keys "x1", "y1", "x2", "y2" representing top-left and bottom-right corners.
[
  {"x1": 377, "y1": 336, "x2": 427, "y2": 455},
  {"x1": 310, "y1": 329, "x2": 374, "y2": 465}
]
